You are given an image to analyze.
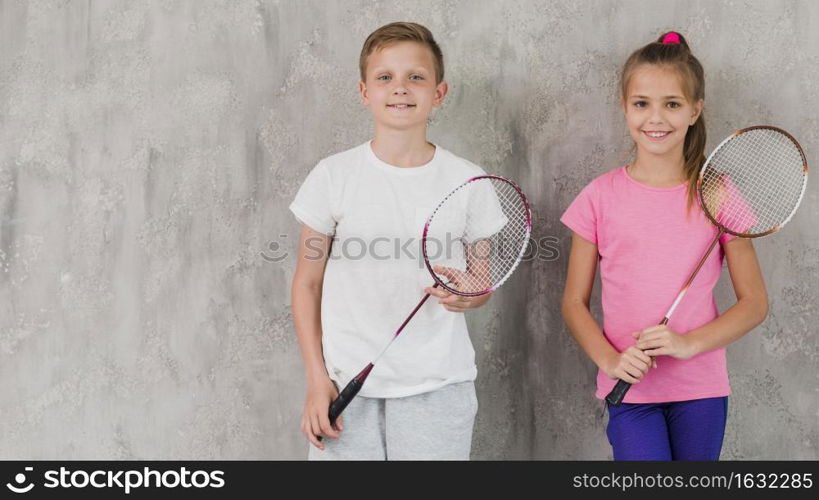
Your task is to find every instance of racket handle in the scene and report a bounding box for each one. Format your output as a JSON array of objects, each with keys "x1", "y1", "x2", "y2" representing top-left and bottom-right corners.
[
  {"x1": 316, "y1": 375, "x2": 367, "y2": 443},
  {"x1": 329, "y1": 377, "x2": 363, "y2": 424},
  {"x1": 605, "y1": 379, "x2": 631, "y2": 406}
]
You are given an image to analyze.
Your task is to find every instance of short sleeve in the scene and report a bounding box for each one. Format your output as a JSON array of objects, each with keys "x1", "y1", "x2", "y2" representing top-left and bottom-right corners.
[
  {"x1": 560, "y1": 181, "x2": 598, "y2": 245},
  {"x1": 464, "y1": 179, "x2": 509, "y2": 242},
  {"x1": 289, "y1": 162, "x2": 336, "y2": 235}
]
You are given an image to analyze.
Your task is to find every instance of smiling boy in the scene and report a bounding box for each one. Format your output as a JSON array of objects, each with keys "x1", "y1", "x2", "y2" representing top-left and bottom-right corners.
[{"x1": 289, "y1": 22, "x2": 492, "y2": 460}]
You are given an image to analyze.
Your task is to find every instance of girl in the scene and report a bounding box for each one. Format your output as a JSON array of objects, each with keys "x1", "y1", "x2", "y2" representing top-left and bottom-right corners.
[{"x1": 560, "y1": 31, "x2": 769, "y2": 461}]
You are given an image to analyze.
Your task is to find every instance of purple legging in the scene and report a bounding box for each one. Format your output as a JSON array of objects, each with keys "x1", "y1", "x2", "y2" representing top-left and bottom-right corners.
[{"x1": 606, "y1": 397, "x2": 728, "y2": 461}]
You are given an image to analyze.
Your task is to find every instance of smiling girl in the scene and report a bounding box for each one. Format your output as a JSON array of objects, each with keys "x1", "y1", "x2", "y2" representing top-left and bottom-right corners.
[{"x1": 560, "y1": 32, "x2": 768, "y2": 460}]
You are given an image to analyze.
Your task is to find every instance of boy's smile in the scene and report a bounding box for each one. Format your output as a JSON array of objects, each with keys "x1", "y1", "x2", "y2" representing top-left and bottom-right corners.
[{"x1": 360, "y1": 41, "x2": 447, "y2": 131}]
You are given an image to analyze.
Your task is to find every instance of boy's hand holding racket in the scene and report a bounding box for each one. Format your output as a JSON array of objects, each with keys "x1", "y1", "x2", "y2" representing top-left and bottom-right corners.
[
  {"x1": 425, "y1": 266, "x2": 491, "y2": 312},
  {"x1": 301, "y1": 375, "x2": 343, "y2": 449}
]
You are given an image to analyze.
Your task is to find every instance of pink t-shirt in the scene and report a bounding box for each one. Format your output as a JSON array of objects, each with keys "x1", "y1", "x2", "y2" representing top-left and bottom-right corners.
[{"x1": 561, "y1": 166, "x2": 734, "y2": 403}]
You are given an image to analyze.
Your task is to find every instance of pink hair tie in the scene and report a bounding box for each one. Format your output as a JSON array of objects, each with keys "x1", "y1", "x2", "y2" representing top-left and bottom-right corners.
[{"x1": 662, "y1": 32, "x2": 681, "y2": 44}]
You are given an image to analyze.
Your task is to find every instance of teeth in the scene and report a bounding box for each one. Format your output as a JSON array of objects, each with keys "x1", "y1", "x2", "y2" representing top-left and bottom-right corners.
[{"x1": 646, "y1": 131, "x2": 669, "y2": 138}]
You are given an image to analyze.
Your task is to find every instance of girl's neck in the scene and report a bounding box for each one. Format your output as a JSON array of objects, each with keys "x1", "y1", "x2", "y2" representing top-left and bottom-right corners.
[
  {"x1": 628, "y1": 154, "x2": 687, "y2": 188},
  {"x1": 371, "y1": 126, "x2": 435, "y2": 168}
]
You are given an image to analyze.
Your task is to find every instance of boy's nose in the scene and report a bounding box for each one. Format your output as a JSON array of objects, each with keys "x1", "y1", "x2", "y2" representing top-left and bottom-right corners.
[{"x1": 392, "y1": 86, "x2": 408, "y2": 95}]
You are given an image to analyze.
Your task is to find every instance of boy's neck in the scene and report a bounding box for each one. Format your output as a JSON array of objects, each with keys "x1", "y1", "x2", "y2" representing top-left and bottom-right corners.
[
  {"x1": 371, "y1": 127, "x2": 435, "y2": 168},
  {"x1": 629, "y1": 153, "x2": 687, "y2": 187}
]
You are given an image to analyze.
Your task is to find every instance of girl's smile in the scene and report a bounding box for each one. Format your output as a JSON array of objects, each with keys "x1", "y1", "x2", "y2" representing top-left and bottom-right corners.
[{"x1": 643, "y1": 130, "x2": 672, "y2": 140}]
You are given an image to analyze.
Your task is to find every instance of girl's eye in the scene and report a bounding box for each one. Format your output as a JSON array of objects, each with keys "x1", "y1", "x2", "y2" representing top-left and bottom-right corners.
[
  {"x1": 633, "y1": 101, "x2": 647, "y2": 108},
  {"x1": 667, "y1": 101, "x2": 681, "y2": 109}
]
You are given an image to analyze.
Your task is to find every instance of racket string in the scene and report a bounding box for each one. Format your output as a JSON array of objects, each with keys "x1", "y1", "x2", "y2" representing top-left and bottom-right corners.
[
  {"x1": 701, "y1": 128, "x2": 806, "y2": 235},
  {"x1": 425, "y1": 177, "x2": 530, "y2": 295}
]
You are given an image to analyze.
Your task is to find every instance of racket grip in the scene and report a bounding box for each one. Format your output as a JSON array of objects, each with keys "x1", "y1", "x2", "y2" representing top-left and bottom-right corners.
[
  {"x1": 317, "y1": 378, "x2": 363, "y2": 444},
  {"x1": 329, "y1": 378, "x2": 363, "y2": 424},
  {"x1": 605, "y1": 379, "x2": 631, "y2": 406}
]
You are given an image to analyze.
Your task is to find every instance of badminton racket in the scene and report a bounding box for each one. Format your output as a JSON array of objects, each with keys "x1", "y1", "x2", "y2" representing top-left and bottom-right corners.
[
  {"x1": 324, "y1": 175, "x2": 532, "y2": 432},
  {"x1": 606, "y1": 125, "x2": 808, "y2": 406}
]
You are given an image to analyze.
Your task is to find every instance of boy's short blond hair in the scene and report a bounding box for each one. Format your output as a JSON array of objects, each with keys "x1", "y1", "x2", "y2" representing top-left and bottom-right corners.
[{"x1": 359, "y1": 22, "x2": 444, "y2": 84}]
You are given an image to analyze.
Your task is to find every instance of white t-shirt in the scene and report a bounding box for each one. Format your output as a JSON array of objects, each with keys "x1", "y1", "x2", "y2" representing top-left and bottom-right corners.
[{"x1": 289, "y1": 141, "x2": 488, "y2": 398}]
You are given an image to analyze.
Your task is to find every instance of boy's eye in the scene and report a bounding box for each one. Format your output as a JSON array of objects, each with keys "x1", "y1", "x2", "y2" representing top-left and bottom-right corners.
[
  {"x1": 410, "y1": 74, "x2": 424, "y2": 81},
  {"x1": 377, "y1": 75, "x2": 391, "y2": 81}
]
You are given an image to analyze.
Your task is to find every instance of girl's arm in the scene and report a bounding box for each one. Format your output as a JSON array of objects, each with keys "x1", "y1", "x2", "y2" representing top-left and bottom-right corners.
[
  {"x1": 562, "y1": 232, "x2": 652, "y2": 384},
  {"x1": 636, "y1": 237, "x2": 768, "y2": 358},
  {"x1": 291, "y1": 224, "x2": 339, "y2": 449}
]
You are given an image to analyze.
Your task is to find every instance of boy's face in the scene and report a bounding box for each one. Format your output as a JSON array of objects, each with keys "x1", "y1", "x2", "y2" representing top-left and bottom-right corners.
[{"x1": 359, "y1": 41, "x2": 448, "y2": 132}]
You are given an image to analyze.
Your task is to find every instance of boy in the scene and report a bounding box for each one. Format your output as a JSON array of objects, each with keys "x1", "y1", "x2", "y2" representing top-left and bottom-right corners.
[{"x1": 290, "y1": 22, "x2": 492, "y2": 460}]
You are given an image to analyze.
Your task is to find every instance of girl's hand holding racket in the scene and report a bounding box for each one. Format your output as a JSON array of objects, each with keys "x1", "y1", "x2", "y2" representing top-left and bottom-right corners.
[
  {"x1": 603, "y1": 345, "x2": 653, "y2": 384},
  {"x1": 301, "y1": 376, "x2": 343, "y2": 449},
  {"x1": 634, "y1": 325, "x2": 697, "y2": 360},
  {"x1": 424, "y1": 266, "x2": 491, "y2": 312}
]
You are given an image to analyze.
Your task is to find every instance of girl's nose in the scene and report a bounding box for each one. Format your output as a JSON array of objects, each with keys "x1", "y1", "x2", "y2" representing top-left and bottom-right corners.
[{"x1": 648, "y1": 106, "x2": 664, "y2": 124}]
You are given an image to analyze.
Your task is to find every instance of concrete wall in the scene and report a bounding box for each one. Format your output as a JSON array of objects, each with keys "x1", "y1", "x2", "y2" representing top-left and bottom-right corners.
[{"x1": 1, "y1": 0, "x2": 816, "y2": 459}]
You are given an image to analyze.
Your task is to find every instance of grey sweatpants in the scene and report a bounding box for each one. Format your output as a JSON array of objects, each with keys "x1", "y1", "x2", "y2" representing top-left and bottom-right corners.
[{"x1": 308, "y1": 381, "x2": 477, "y2": 461}]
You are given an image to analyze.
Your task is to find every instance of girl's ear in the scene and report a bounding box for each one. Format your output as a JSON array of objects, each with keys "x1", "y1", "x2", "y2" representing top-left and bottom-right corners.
[{"x1": 691, "y1": 98, "x2": 704, "y2": 125}]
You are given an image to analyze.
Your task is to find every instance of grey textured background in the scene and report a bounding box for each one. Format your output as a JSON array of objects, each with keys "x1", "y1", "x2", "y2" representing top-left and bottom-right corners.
[{"x1": 1, "y1": 0, "x2": 816, "y2": 460}]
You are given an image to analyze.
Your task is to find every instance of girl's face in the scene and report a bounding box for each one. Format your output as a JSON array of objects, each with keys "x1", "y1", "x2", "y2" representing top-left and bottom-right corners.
[{"x1": 623, "y1": 64, "x2": 703, "y2": 163}]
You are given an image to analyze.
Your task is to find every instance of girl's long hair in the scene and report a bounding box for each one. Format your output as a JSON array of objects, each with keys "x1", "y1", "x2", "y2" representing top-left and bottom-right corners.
[{"x1": 621, "y1": 32, "x2": 706, "y2": 210}]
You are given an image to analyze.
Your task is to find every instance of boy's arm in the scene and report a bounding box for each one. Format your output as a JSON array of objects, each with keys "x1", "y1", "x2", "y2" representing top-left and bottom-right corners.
[
  {"x1": 291, "y1": 224, "x2": 339, "y2": 448},
  {"x1": 561, "y1": 232, "x2": 651, "y2": 384},
  {"x1": 292, "y1": 224, "x2": 331, "y2": 383}
]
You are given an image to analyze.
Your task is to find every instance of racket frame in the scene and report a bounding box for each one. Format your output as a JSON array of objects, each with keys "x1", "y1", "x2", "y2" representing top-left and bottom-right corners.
[{"x1": 698, "y1": 125, "x2": 809, "y2": 238}]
